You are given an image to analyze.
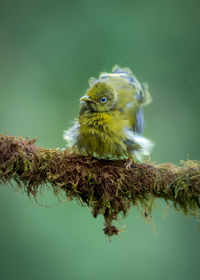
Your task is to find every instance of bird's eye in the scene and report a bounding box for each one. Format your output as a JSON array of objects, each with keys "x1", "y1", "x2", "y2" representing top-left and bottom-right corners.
[{"x1": 100, "y1": 97, "x2": 107, "y2": 103}]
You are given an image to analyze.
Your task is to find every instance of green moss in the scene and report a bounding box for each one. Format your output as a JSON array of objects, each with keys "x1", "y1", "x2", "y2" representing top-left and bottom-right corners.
[{"x1": 0, "y1": 134, "x2": 200, "y2": 238}]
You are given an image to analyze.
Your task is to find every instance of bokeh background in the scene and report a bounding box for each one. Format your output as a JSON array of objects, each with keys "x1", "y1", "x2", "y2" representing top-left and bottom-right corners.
[{"x1": 0, "y1": 0, "x2": 200, "y2": 279}]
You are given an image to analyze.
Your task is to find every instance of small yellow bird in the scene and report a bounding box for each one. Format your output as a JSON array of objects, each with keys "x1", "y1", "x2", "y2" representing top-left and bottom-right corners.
[{"x1": 64, "y1": 65, "x2": 154, "y2": 164}]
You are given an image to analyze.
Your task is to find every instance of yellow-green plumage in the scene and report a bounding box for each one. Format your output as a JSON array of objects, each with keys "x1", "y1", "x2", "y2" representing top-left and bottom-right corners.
[
  {"x1": 64, "y1": 65, "x2": 153, "y2": 161},
  {"x1": 78, "y1": 111, "x2": 128, "y2": 157}
]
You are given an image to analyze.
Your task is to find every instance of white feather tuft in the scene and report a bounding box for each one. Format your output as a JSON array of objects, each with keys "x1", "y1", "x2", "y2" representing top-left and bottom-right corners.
[
  {"x1": 63, "y1": 122, "x2": 80, "y2": 147},
  {"x1": 124, "y1": 127, "x2": 154, "y2": 161}
]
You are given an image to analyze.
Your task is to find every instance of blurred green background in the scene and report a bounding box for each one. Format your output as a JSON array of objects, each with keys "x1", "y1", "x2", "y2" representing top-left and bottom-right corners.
[{"x1": 0, "y1": 0, "x2": 200, "y2": 279}]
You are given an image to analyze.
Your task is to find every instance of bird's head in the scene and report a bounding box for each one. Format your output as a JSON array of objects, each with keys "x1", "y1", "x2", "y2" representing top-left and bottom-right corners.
[{"x1": 80, "y1": 82, "x2": 116, "y2": 112}]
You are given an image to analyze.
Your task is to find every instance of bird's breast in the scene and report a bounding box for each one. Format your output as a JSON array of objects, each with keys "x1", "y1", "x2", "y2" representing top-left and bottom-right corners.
[{"x1": 77, "y1": 111, "x2": 128, "y2": 157}]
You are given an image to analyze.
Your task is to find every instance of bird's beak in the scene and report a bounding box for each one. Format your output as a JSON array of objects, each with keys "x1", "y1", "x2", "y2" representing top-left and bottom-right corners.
[{"x1": 80, "y1": 96, "x2": 96, "y2": 103}]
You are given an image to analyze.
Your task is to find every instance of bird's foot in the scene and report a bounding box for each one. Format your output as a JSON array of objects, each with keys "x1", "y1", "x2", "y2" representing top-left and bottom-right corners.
[{"x1": 124, "y1": 159, "x2": 133, "y2": 170}]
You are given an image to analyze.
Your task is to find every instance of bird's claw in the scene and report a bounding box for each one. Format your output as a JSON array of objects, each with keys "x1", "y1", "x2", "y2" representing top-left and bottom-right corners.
[{"x1": 124, "y1": 159, "x2": 133, "y2": 170}]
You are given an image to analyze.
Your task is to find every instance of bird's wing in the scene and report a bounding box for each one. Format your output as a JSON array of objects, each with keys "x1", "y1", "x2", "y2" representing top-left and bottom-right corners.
[{"x1": 135, "y1": 108, "x2": 144, "y2": 134}]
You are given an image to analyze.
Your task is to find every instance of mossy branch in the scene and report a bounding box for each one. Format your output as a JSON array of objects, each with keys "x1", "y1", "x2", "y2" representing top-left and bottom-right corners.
[{"x1": 0, "y1": 134, "x2": 200, "y2": 237}]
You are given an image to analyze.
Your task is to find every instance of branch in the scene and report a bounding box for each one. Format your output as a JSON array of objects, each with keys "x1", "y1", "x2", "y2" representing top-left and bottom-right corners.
[{"x1": 0, "y1": 134, "x2": 200, "y2": 237}]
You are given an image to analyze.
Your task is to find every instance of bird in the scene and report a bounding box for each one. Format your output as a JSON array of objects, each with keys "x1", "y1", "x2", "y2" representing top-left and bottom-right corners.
[{"x1": 63, "y1": 65, "x2": 154, "y2": 166}]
